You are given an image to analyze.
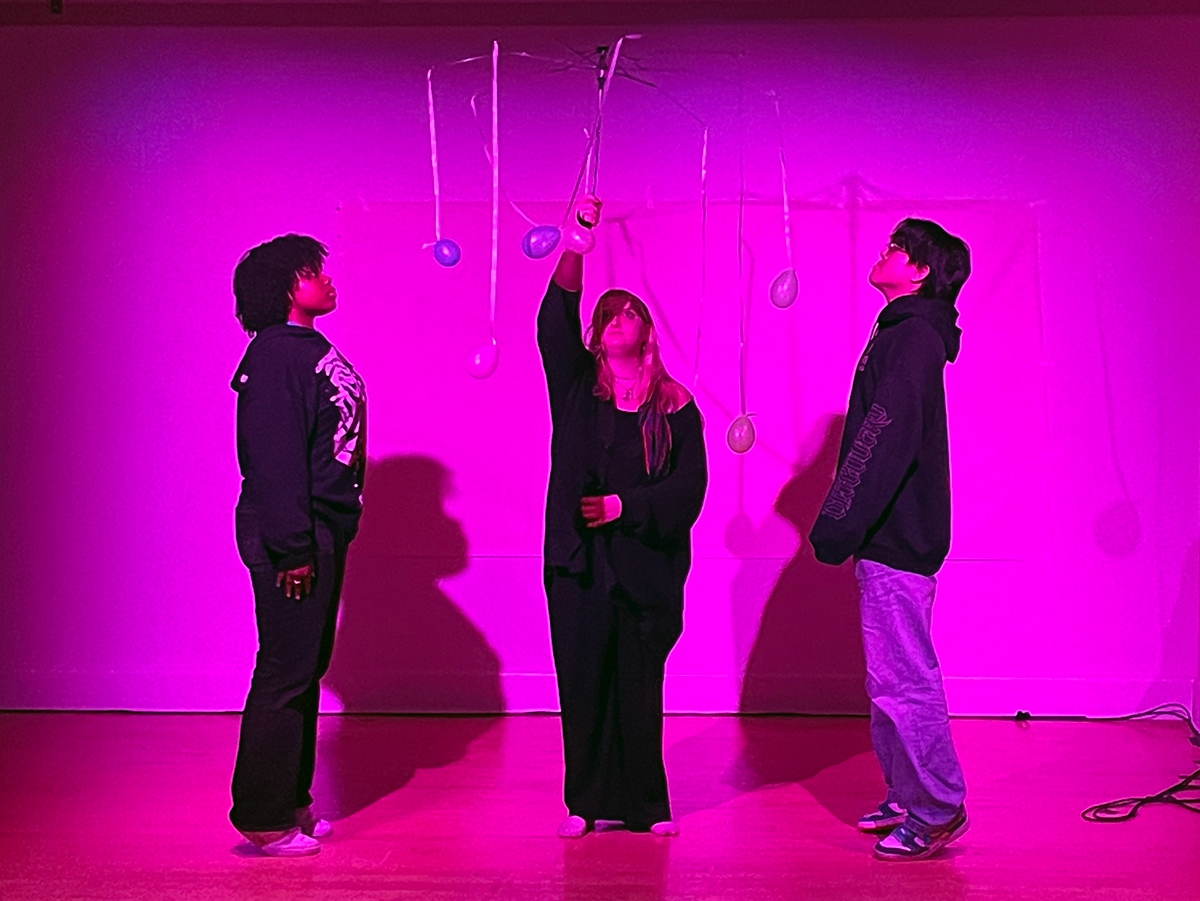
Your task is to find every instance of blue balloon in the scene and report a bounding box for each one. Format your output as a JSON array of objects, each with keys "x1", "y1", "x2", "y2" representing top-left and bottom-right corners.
[
  {"x1": 521, "y1": 225, "x2": 561, "y2": 260},
  {"x1": 433, "y1": 238, "x2": 461, "y2": 267}
]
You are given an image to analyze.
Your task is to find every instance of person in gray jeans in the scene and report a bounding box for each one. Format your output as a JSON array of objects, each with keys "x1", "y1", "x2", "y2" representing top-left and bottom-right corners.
[{"x1": 809, "y1": 218, "x2": 971, "y2": 861}]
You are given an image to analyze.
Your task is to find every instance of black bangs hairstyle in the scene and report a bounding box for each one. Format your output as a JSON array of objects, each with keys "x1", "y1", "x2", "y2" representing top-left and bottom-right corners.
[
  {"x1": 233, "y1": 233, "x2": 328, "y2": 335},
  {"x1": 889, "y1": 218, "x2": 971, "y2": 303}
]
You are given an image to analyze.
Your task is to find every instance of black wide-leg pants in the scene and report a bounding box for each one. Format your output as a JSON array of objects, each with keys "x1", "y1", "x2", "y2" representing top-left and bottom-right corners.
[
  {"x1": 230, "y1": 535, "x2": 346, "y2": 833},
  {"x1": 546, "y1": 566, "x2": 683, "y2": 829}
]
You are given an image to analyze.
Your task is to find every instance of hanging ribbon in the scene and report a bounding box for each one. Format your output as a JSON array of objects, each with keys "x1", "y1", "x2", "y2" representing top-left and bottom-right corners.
[
  {"x1": 564, "y1": 36, "x2": 627, "y2": 226},
  {"x1": 427, "y1": 68, "x2": 442, "y2": 241},
  {"x1": 727, "y1": 80, "x2": 755, "y2": 452},
  {"x1": 693, "y1": 126, "x2": 709, "y2": 393},
  {"x1": 773, "y1": 93, "x2": 793, "y2": 271},
  {"x1": 488, "y1": 39, "x2": 499, "y2": 345},
  {"x1": 768, "y1": 91, "x2": 798, "y2": 308}
]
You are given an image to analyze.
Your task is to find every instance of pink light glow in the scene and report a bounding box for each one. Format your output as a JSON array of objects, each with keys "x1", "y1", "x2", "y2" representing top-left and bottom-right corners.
[{"x1": 0, "y1": 17, "x2": 1196, "y2": 715}]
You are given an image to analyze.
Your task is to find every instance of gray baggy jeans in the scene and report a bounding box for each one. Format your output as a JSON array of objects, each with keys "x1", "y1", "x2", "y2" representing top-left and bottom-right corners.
[{"x1": 856, "y1": 558, "x2": 966, "y2": 827}]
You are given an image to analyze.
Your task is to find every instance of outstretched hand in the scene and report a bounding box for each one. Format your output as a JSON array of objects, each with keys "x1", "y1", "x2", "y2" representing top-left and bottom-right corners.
[{"x1": 581, "y1": 494, "x2": 622, "y2": 528}]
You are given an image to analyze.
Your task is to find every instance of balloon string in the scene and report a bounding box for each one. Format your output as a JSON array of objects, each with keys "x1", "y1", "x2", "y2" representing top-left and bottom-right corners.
[
  {"x1": 587, "y1": 36, "x2": 625, "y2": 196},
  {"x1": 601, "y1": 37, "x2": 625, "y2": 107},
  {"x1": 427, "y1": 68, "x2": 442, "y2": 241},
  {"x1": 567, "y1": 36, "x2": 627, "y2": 224},
  {"x1": 772, "y1": 92, "x2": 793, "y2": 269},
  {"x1": 489, "y1": 40, "x2": 499, "y2": 343},
  {"x1": 737, "y1": 89, "x2": 747, "y2": 417},
  {"x1": 693, "y1": 126, "x2": 708, "y2": 393},
  {"x1": 563, "y1": 137, "x2": 592, "y2": 228}
]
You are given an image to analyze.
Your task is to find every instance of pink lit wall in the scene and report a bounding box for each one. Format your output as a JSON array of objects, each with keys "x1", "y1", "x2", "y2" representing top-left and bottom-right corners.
[{"x1": 1, "y1": 15, "x2": 1196, "y2": 716}]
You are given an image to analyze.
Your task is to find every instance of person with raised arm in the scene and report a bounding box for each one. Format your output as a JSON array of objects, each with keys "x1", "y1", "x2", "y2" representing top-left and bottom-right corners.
[{"x1": 537, "y1": 197, "x2": 708, "y2": 838}]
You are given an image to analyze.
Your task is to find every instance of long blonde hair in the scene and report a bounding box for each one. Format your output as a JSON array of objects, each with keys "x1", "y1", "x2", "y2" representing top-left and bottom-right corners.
[{"x1": 585, "y1": 289, "x2": 689, "y2": 477}]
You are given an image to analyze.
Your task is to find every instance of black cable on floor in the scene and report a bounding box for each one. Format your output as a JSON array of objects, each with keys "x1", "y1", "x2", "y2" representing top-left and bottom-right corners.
[{"x1": 1078, "y1": 703, "x2": 1200, "y2": 823}]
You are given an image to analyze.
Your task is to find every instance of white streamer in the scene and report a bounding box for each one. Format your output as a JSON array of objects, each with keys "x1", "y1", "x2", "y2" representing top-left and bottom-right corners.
[
  {"x1": 567, "y1": 36, "x2": 629, "y2": 223},
  {"x1": 772, "y1": 92, "x2": 793, "y2": 269},
  {"x1": 489, "y1": 40, "x2": 499, "y2": 341},
  {"x1": 427, "y1": 68, "x2": 442, "y2": 241},
  {"x1": 737, "y1": 91, "x2": 747, "y2": 416}
]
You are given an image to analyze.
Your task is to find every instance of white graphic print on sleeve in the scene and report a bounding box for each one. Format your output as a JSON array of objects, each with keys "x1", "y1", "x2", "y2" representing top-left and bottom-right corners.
[{"x1": 315, "y1": 346, "x2": 366, "y2": 467}]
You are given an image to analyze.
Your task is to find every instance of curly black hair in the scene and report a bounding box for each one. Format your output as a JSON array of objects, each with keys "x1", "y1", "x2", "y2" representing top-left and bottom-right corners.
[{"x1": 233, "y1": 234, "x2": 328, "y2": 334}]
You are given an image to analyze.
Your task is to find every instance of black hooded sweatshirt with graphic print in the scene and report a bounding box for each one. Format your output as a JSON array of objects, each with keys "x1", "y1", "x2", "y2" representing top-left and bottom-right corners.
[
  {"x1": 232, "y1": 323, "x2": 367, "y2": 572},
  {"x1": 809, "y1": 295, "x2": 961, "y2": 577}
]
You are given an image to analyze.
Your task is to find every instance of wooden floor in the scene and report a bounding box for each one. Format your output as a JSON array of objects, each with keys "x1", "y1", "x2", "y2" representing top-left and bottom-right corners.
[{"x1": 1, "y1": 713, "x2": 1198, "y2": 900}]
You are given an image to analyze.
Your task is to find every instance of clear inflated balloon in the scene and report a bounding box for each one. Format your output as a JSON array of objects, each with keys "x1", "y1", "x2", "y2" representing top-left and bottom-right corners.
[
  {"x1": 433, "y1": 238, "x2": 462, "y2": 267},
  {"x1": 563, "y1": 223, "x2": 596, "y2": 255},
  {"x1": 521, "y1": 225, "x2": 561, "y2": 260},
  {"x1": 770, "y1": 268, "x2": 798, "y2": 308},
  {"x1": 468, "y1": 340, "x2": 500, "y2": 379},
  {"x1": 726, "y1": 415, "x2": 756, "y2": 454}
]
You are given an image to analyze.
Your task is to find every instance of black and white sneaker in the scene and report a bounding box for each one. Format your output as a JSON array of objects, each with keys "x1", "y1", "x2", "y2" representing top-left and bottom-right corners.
[
  {"x1": 873, "y1": 807, "x2": 969, "y2": 861},
  {"x1": 856, "y1": 801, "x2": 907, "y2": 833}
]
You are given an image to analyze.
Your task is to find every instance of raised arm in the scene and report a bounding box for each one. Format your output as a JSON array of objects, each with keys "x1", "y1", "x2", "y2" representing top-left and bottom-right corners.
[
  {"x1": 536, "y1": 197, "x2": 602, "y2": 419},
  {"x1": 536, "y1": 255, "x2": 592, "y2": 419}
]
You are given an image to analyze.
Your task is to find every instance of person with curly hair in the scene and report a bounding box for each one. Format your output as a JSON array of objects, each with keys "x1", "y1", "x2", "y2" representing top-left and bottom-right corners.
[{"x1": 228, "y1": 234, "x2": 366, "y2": 857}]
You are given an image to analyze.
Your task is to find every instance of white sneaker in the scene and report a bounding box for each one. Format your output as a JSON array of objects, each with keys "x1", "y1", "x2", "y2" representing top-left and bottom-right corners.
[
  {"x1": 242, "y1": 827, "x2": 322, "y2": 857},
  {"x1": 557, "y1": 815, "x2": 591, "y2": 839},
  {"x1": 296, "y1": 806, "x2": 333, "y2": 839},
  {"x1": 650, "y1": 820, "x2": 680, "y2": 836}
]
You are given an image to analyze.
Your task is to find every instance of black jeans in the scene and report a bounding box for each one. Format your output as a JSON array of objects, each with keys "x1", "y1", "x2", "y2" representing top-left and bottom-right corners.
[
  {"x1": 546, "y1": 566, "x2": 682, "y2": 829},
  {"x1": 230, "y1": 522, "x2": 347, "y2": 833}
]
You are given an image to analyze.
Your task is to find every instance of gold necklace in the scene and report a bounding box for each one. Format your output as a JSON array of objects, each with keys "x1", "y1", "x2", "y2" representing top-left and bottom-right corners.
[{"x1": 613, "y1": 373, "x2": 639, "y2": 402}]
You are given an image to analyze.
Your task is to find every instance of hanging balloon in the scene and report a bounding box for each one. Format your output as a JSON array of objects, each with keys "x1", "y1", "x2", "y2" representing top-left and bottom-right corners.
[
  {"x1": 522, "y1": 225, "x2": 561, "y2": 260},
  {"x1": 727, "y1": 415, "x2": 755, "y2": 454},
  {"x1": 468, "y1": 340, "x2": 500, "y2": 379},
  {"x1": 770, "y1": 268, "x2": 798, "y2": 309},
  {"x1": 564, "y1": 223, "x2": 596, "y2": 255},
  {"x1": 433, "y1": 238, "x2": 461, "y2": 267}
]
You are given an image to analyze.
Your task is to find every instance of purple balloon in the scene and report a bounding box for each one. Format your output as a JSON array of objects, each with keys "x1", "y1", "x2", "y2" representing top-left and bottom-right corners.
[
  {"x1": 521, "y1": 225, "x2": 561, "y2": 260},
  {"x1": 563, "y1": 223, "x2": 596, "y2": 255},
  {"x1": 726, "y1": 415, "x2": 756, "y2": 454},
  {"x1": 469, "y1": 341, "x2": 500, "y2": 379},
  {"x1": 433, "y1": 238, "x2": 461, "y2": 267},
  {"x1": 770, "y1": 268, "x2": 798, "y2": 309}
]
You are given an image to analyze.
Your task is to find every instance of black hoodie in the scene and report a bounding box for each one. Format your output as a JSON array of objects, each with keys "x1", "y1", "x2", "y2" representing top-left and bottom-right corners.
[
  {"x1": 232, "y1": 324, "x2": 366, "y2": 571},
  {"x1": 809, "y1": 295, "x2": 961, "y2": 576}
]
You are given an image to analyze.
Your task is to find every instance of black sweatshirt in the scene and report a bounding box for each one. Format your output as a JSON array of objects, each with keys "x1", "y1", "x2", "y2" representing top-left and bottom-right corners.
[
  {"x1": 537, "y1": 280, "x2": 707, "y2": 600},
  {"x1": 809, "y1": 295, "x2": 961, "y2": 576},
  {"x1": 232, "y1": 324, "x2": 366, "y2": 571}
]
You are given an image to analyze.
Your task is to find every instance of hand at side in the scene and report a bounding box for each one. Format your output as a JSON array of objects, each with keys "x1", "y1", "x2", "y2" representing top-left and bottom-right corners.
[{"x1": 276, "y1": 563, "x2": 315, "y2": 599}]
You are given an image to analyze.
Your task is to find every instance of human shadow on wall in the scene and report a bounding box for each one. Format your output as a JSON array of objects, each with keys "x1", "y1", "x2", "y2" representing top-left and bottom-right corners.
[
  {"x1": 736, "y1": 416, "x2": 875, "y2": 822},
  {"x1": 314, "y1": 455, "x2": 504, "y2": 821}
]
